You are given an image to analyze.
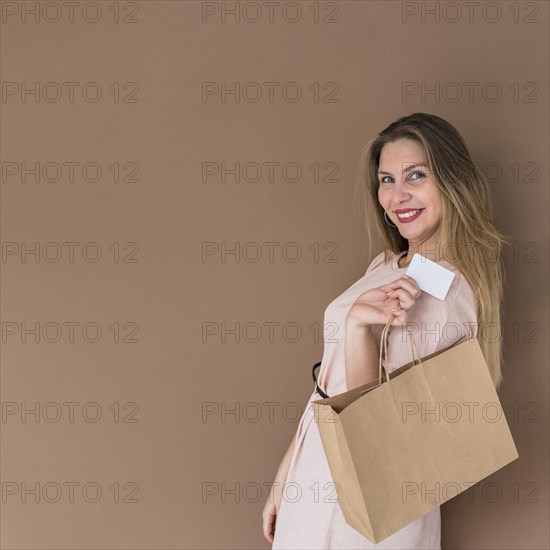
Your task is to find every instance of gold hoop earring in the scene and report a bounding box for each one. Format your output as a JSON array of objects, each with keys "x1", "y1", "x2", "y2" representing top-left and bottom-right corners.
[{"x1": 384, "y1": 211, "x2": 397, "y2": 228}]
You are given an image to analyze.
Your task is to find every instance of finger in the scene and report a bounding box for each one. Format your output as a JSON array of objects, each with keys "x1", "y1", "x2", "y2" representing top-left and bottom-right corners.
[
  {"x1": 404, "y1": 277, "x2": 421, "y2": 294},
  {"x1": 392, "y1": 275, "x2": 420, "y2": 290},
  {"x1": 389, "y1": 279, "x2": 420, "y2": 298},
  {"x1": 270, "y1": 513, "x2": 277, "y2": 539},
  {"x1": 387, "y1": 292, "x2": 415, "y2": 313},
  {"x1": 378, "y1": 283, "x2": 396, "y2": 293},
  {"x1": 391, "y1": 305, "x2": 408, "y2": 318},
  {"x1": 263, "y1": 516, "x2": 274, "y2": 543},
  {"x1": 393, "y1": 274, "x2": 420, "y2": 290},
  {"x1": 391, "y1": 314, "x2": 406, "y2": 326},
  {"x1": 386, "y1": 288, "x2": 414, "y2": 304},
  {"x1": 390, "y1": 309, "x2": 406, "y2": 324}
]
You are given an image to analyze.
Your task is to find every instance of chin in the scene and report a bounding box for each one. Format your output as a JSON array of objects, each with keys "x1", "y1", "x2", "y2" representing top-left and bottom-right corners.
[{"x1": 400, "y1": 230, "x2": 426, "y2": 241}]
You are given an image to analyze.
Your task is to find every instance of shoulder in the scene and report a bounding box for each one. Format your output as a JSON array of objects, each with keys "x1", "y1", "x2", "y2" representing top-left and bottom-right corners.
[
  {"x1": 365, "y1": 250, "x2": 399, "y2": 275},
  {"x1": 382, "y1": 261, "x2": 479, "y2": 370},
  {"x1": 427, "y1": 265, "x2": 479, "y2": 343},
  {"x1": 440, "y1": 262, "x2": 477, "y2": 311}
]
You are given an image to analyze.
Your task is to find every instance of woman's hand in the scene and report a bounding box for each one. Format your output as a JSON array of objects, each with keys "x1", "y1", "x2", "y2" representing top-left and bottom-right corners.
[
  {"x1": 348, "y1": 274, "x2": 421, "y2": 327},
  {"x1": 262, "y1": 482, "x2": 283, "y2": 543},
  {"x1": 262, "y1": 432, "x2": 296, "y2": 543}
]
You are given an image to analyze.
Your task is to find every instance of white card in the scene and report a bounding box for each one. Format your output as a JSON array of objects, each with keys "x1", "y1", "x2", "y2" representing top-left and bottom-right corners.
[{"x1": 404, "y1": 253, "x2": 455, "y2": 300}]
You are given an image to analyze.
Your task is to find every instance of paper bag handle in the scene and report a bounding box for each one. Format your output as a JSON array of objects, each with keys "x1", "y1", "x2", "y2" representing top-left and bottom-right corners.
[
  {"x1": 360, "y1": 315, "x2": 421, "y2": 394},
  {"x1": 380, "y1": 314, "x2": 422, "y2": 379}
]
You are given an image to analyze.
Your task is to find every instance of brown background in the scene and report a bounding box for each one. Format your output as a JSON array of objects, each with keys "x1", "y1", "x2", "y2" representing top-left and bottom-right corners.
[{"x1": 1, "y1": 1, "x2": 548, "y2": 548}]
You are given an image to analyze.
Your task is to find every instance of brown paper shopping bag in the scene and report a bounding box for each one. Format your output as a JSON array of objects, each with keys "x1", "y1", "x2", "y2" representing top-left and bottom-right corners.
[{"x1": 311, "y1": 317, "x2": 519, "y2": 544}]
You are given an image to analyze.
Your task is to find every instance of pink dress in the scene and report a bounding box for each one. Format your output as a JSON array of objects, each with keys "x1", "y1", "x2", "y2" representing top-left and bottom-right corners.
[{"x1": 272, "y1": 249, "x2": 478, "y2": 550}]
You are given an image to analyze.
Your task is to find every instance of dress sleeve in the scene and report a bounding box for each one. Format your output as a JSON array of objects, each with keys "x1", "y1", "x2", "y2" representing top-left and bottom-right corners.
[
  {"x1": 433, "y1": 272, "x2": 479, "y2": 353},
  {"x1": 364, "y1": 251, "x2": 386, "y2": 276},
  {"x1": 383, "y1": 270, "x2": 478, "y2": 373}
]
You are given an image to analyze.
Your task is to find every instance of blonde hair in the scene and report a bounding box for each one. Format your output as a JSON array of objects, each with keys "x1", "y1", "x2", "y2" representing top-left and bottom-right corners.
[{"x1": 353, "y1": 112, "x2": 511, "y2": 390}]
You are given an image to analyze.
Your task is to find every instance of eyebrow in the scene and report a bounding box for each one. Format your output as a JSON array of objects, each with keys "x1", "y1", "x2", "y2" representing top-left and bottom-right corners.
[{"x1": 377, "y1": 163, "x2": 428, "y2": 176}]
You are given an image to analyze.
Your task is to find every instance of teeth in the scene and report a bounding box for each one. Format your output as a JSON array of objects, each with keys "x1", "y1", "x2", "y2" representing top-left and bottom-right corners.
[{"x1": 397, "y1": 209, "x2": 421, "y2": 219}]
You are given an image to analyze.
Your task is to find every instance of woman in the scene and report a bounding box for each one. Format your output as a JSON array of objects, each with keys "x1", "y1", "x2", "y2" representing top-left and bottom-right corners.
[{"x1": 262, "y1": 113, "x2": 509, "y2": 549}]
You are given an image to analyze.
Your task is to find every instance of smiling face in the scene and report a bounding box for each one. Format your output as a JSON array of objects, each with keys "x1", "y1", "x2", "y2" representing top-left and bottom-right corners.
[{"x1": 377, "y1": 138, "x2": 443, "y2": 250}]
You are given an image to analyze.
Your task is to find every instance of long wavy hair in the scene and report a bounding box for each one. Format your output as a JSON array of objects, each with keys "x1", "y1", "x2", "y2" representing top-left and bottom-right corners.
[{"x1": 353, "y1": 112, "x2": 511, "y2": 390}]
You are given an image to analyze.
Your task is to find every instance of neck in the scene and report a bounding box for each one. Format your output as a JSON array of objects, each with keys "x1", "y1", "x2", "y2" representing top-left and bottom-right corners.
[{"x1": 402, "y1": 241, "x2": 442, "y2": 265}]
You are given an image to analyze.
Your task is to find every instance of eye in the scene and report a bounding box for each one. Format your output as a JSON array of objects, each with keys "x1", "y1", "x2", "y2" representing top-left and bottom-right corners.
[
  {"x1": 379, "y1": 176, "x2": 393, "y2": 184},
  {"x1": 409, "y1": 171, "x2": 425, "y2": 182}
]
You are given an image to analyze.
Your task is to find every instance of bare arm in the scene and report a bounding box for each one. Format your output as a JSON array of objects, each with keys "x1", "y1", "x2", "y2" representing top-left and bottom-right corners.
[
  {"x1": 345, "y1": 310, "x2": 382, "y2": 390},
  {"x1": 271, "y1": 431, "x2": 297, "y2": 492},
  {"x1": 344, "y1": 274, "x2": 422, "y2": 390},
  {"x1": 262, "y1": 431, "x2": 297, "y2": 543}
]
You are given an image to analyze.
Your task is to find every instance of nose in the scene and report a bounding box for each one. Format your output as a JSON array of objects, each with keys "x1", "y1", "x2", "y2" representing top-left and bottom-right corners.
[{"x1": 390, "y1": 180, "x2": 412, "y2": 206}]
